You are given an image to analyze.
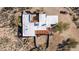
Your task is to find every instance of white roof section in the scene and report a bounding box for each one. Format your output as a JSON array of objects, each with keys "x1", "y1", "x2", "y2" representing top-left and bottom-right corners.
[
  {"x1": 22, "y1": 23, "x2": 35, "y2": 36},
  {"x1": 46, "y1": 16, "x2": 58, "y2": 27},
  {"x1": 39, "y1": 14, "x2": 47, "y2": 26},
  {"x1": 22, "y1": 14, "x2": 35, "y2": 36},
  {"x1": 22, "y1": 13, "x2": 30, "y2": 24}
]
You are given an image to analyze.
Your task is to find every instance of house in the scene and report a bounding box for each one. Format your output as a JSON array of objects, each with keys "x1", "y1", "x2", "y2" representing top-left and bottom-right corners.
[{"x1": 18, "y1": 11, "x2": 58, "y2": 37}]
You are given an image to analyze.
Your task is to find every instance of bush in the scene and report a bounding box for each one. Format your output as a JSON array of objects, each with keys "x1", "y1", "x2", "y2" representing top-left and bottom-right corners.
[
  {"x1": 66, "y1": 38, "x2": 78, "y2": 48},
  {"x1": 1, "y1": 7, "x2": 14, "y2": 12},
  {"x1": 53, "y1": 22, "x2": 69, "y2": 33},
  {"x1": 57, "y1": 38, "x2": 78, "y2": 51},
  {"x1": 9, "y1": 15, "x2": 16, "y2": 28},
  {"x1": 72, "y1": 16, "x2": 78, "y2": 21}
]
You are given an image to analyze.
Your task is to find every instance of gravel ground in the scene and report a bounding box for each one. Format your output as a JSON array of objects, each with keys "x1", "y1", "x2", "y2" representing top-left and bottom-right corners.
[{"x1": 0, "y1": 7, "x2": 79, "y2": 51}]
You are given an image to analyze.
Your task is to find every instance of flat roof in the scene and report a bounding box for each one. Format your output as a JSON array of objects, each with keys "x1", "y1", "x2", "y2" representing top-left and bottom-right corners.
[{"x1": 22, "y1": 13, "x2": 58, "y2": 36}]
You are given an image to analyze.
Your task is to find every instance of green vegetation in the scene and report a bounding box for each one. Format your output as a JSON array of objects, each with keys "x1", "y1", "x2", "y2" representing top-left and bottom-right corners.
[
  {"x1": 54, "y1": 22, "x2": 69, "y2": 33},
  {"x1": 18, "y1": 16, "x2": 22, "y2": 27}
]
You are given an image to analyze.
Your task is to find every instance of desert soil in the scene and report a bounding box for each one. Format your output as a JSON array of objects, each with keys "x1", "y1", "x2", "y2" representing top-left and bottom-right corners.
[{"x1": 0, "y1": 7, "x2": 79, "y2": 51}]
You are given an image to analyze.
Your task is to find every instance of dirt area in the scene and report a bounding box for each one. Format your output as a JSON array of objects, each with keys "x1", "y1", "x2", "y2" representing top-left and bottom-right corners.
[{"x1": 0, "y1": 7, "x2": 79, "y2": 51}]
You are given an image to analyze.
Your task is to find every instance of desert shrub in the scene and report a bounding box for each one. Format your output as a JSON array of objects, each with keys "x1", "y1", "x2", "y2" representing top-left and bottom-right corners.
[
  {"x1": 0, "y1": 12, "x2": 9, "y2": 27},
  {"x1": 53, "y1": 22, "x2": 69, "y2": 33},
  {"x1": 17, "y1": 7, "x2": 26, "y2": 11},
  {"x1": 9, "y1": 15, "x2": 16, "y2": 28},
  {"x1": 0, "y1": 37, "x2": 23, "y2": 50},
  {"x1": 1, "y1": 7, "x2": 14, "y2": 12},
  {"x1": 1, "y1": 12, "x2": 8, "y2": 18},
  {"x1": 0, "y1": 12, "x2": 9, "y2": 22},
  {"x1": 66, "y1": 38, "x2": 78, "y2": 48},
  {"x1": 17, "y1": 7, "x2": 32, "y2": 12},
  {"x1": 26, "y1": 7, "x2": 32, "y2": 10},
  {"x1": 72, "y1": 16, "x2": 78, "y2": 21},
  {"x1": 0, "y1": 37, "x2": 10, "y2": 46},
  {"x1": 57, "y1": 38, "x2": 78, "y2": 51}
]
